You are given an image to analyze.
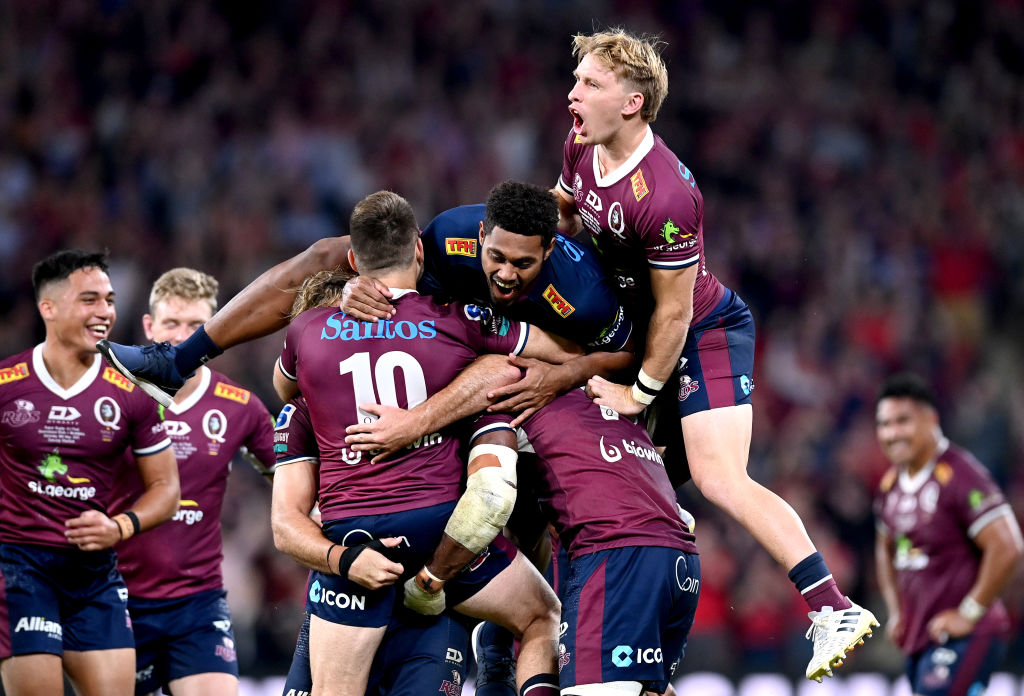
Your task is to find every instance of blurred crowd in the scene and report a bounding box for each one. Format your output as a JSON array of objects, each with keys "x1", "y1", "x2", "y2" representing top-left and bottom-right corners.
[{"x1": 1, "y1": 0, "x2": 1022, "y2": 681}]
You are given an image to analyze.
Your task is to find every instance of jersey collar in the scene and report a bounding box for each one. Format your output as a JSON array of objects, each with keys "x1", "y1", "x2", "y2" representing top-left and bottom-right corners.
[
  {"x1": 897, "y1": 436, "x2": 950, "y2": 494},
  {"x1": 32, "y1": 344, "x2": 102, "y2": 400},
  {"x1": 168, "y1": 365, "x2": 211, "y2": 415},
  {"x1": 592, "y1": 126, "x2": 655, "y2": 187},
  {"x1": 388, "y1": 288, "x2": 419, "y2": 299}
]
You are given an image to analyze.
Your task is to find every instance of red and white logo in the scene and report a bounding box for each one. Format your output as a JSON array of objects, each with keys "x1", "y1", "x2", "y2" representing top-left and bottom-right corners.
[{"x1": 678, "y1": 376, "x2": 700, "y2": 401}]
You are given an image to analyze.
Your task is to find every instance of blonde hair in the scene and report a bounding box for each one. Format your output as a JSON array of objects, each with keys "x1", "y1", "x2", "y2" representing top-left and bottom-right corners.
[
  {"x1": 149, "y1": 268, "x2": 219, "y2": 314},
  {"x1": 290, "y1": 269, "x2": 355, "y2": 320},
  {"x1": 572, "y1": 28, "x2": 669, "y2": 123}
]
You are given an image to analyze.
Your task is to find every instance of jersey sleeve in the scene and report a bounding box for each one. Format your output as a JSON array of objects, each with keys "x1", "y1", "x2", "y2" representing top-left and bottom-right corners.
[
  {"x1": 240, "y1": 398, "x2": 276, "y2": 476},
  {"x1": 634, "y1": 171, "x2": 703, "y2": 271},
  {"x1": 950, "y1": 458, "x2": 1012, "y2": 539},
  {"x1": 129, "y1": 395, "x2": 172, "y2": 457},
  {"x1": 278, "y1": 317, "x2": 302, "y2": 381},
  {"x1": 471, "y1": 412, "x2": 516, "y2": 444},
  {"x1": 274, "y1": 397, "x2": 319, "y2": 467},
  {"x1": 558, "y1": 128, "x2": 582, "y2": 197},
  {"x1": 454, "y1": 302, "x2": 529, "y2": 357},
  {"x1": 418, "y1": 222, "x2": 447, "y2": 297}
]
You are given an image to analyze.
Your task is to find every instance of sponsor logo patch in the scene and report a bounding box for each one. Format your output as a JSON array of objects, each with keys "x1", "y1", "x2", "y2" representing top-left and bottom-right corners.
[
  {"x1": 542, "y1": 284, "x2": 575, "y2": 318},
  {"x1": 630, "y1": 169, "x2": 649, "y2": 201},
  {"x1": 103, "y1": 367, "x2": 135, "y2": 392},
  {"x1": 444, "y1": 238, "x2": 477, "y2": 257},
  {"x1": 0, "y1": 362, "x2": 29, "y2": 386},
  {"x1": 214, "y1": 382, "x2": 250, "y2": 404}
]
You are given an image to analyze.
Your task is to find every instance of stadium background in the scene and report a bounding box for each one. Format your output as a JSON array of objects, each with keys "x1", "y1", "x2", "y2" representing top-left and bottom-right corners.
[{"x1": 0, "y1": 0, "x2": 1022, "y2": 692}]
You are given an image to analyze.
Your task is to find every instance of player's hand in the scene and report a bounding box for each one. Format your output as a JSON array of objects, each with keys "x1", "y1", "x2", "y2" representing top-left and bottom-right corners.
[
  {"x1": 348, "y1": 537, "x2": 405, "y2": 590},
  {"x1": 64, "y1": 510, "x2": 121, "y2": 551},
  {"x1": 487, "y1": 355, "x2": 565, "y2": 426},
  {"x1": 345, "y1": 404, "x2": 422, "y2": 463},
  {"x1": 885, "y1": 612, "x2": 905, "y2": 644},
  {"x1": 340, "y1": 276, "x2": 395, "y2": 322},
  {"x1": 927, "y1": 608, "x2": 975, "y2": 644},
  {"x1": 403, "y1": 572, "x2": 446, "y2": 615},
  {"x1": 586, "y1": 375, "x2": 645, "y2": 416}
]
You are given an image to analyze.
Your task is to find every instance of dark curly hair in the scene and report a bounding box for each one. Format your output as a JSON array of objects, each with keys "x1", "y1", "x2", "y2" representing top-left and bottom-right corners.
[
  {"x1": 32, "y1": 249, "x2": 109, "y2": 299},
  {"x1": 483, "y1": 180, "x2": 559, "y2": 247}
]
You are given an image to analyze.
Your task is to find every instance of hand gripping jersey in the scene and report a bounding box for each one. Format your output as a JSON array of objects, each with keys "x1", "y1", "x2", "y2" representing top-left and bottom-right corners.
[
  {"x1": 278, "y1": 291, "x2": 528, "y2": 521},
  {"x1": 110, "y1": 367, "x2": 275, "y2": 599},
  {"x1": 0, "y1": 346, "x2": 170, "y2": 547},
  {"x1": 420, "y1": 203, "x2": 632, "y2": 352},
  {"x1": 559, "y1": 127, "x2": 725, "y2": 328},
  {"x1": 875, "y1": 440, "x2": 1014, "y2": 655}
]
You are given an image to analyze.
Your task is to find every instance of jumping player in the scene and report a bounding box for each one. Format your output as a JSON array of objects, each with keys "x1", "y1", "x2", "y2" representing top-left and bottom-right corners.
[
  {"x1": 110, "y1": 268, "x2": 275, "y2": 696},
  {"x1": 874, "y1": 373, "x2": 1023, "y2": 695},
  {"x1": 0, "y1": 250, "x2": 178, "y2": 696},
  {"x1": 554, "y1": 28, "x2": 876, "y2": 680}
]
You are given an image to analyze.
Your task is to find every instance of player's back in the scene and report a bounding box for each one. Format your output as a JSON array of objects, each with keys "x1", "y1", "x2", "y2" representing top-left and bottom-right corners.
[
  {"x1": 515, "y1": 389, "x2": 696, "y2": 558},
  {"x1": 281, "y1": 291, "x2": 526, "y2": 521}
]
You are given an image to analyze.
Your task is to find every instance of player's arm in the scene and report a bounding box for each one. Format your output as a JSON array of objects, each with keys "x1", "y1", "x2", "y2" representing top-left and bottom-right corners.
[
  {"x1": 926, "y1": 513, "x2": 1024, "y2": 642},
  {"x1": 205, "y1": 236, "x2": 353, "y2": 349},
  {"x1": 240, "y1": 409, "x2": 277, "y2": 483},
  {"x1": 271, "y1": 459, "x2": 405, "y2": 590},
  {"x1": 65, "y1": 447, "x2": 180, "y2": 552},
  {"x1": 404, "y1": 428, "x2": 519, "y2": 614},
  {"x1": 274, "y1": 359, "x2": 300, "y2": 403},
  {"x1": 519, "y1": 323, "x2": 584, "y2": 364},
  {"x1": 874, "y1": 527, "x2": 903, "y2": 643},
  {"x1": 589, "y1": 265, "x2": 697, "y2": 416},
  {"x1": 553, "y1": 186, "x2": 582, "y2": 236}
]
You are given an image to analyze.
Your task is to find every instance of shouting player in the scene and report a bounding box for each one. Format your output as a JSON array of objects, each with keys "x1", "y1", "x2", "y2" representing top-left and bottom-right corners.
[{"x1": 0, "y1": 250, "x2": 178, "y2": 696}]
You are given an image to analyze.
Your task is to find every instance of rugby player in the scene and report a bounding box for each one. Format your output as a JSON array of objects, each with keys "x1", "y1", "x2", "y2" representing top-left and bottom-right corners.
[
  {"x1": 874, "y1": 373, "x2": 1023, "y2": 695},
  {"x1": 553, "y1": 28, "x2": 877, "y2": 681},
  {"x1": 0, "y1": 250, "x2": 178, "y2": 696},
  {"x1": 110, "y1": 268, "x2": 275, "y2": 696},
  {"x1": 271, "y1": 191, "x2": 579, "y2": 696}
]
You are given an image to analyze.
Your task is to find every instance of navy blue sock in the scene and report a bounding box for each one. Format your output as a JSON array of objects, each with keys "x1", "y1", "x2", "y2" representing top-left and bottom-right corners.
[
  {"x1": 173, "y1": 325, "x2": 223, "y2": 375},
  {"x1": 788, "y1": 552, "x2": 850, "y2": 613}
]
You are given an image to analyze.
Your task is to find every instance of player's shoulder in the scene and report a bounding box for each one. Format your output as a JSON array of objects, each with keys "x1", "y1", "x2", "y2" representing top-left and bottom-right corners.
[
  {"x1": 937, "y1": 443, "x2": 995, "y2": 484},
  {"x1": 205, "y1": 369, "x2": 263, "y2": 412},
  {"x1": 0, "y1": 347, "x2": 35, "y2": 387}
]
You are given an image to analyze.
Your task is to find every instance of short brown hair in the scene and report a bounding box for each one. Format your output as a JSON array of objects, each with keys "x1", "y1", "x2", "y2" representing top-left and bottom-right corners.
[
  {"x1": 290, "y1": 269, "x2": 354, "y2": 319},
  {"x1": 572, "y1": 28, "x2": 669, "y2": 123},
  {"x1": 348, "y1": 191, "x2": 419, "y2": 273},
  {"x1": 149, "y1": 268, "x2": 219, "y2": 315}
]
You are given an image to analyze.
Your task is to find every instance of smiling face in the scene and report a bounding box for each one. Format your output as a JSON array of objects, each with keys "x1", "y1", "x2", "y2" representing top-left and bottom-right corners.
[
  {"x1": 38, "y1": 267, "x2": 116, "y2": 356},
  {"x1": 144, "y1": 296, "x2": 214, "y2": 346},
  {"x1": 568, "y1": 53, "x2": 640, "y2": 146},
  {"x1": 478, "y1": 224, "x2": 554, "y2": 308},
  {"x1": 875, "y1": 396, "x2": 939, "y2": 470}
]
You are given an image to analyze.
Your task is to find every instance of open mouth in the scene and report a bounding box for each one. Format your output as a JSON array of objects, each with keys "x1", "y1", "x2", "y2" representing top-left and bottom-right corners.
[
  {"x1": 491, "y1": 277, "x2": 519, "y2": 301},
  {"x1": 570, "y1": 107, "x2": 584, "y2": 134},
  {"x1": 87, "y1": 324, "x2": 110, "y2": 339}
]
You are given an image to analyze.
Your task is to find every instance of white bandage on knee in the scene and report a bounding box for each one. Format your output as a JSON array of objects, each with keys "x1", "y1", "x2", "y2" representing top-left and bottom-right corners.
[
  {"x1": 562, "y1": 681, "x2": 644, "y2": 696},
  {"x1": 443, "y1": 444, "x2": 518, "y2": 553}
]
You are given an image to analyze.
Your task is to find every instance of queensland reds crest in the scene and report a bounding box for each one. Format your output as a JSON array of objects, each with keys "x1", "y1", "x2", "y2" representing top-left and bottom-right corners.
[
  {"x1": 203, "y1": 409, "x2": 227, "y2": 455},
  {"x1": 2, "y1": 399, "x2": 40, "y2": 427},
  {"x1": 95, "y1": 396, "x2": 122, "y2": 441},
  {"x1": 608, "y1": 201, "x2": 625, "y2": 238},
  {"x1": 678, "y1": 376, "x2": 700, "y2": 401},
  {"x1": 573, "y1": 173, "x2": 584, "y2": 203},
  {"x1": 439, "y1": 670, "x2": 461, "y2": 696}
]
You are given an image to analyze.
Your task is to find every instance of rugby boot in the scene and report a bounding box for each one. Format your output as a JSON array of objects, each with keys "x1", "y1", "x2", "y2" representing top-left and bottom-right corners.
[
  {"x1": 97, "y1": 340, "x2": 191, "y2": 408},
  {"x1": 805, "y1": 599, "x2": 879, "y2": 681}
]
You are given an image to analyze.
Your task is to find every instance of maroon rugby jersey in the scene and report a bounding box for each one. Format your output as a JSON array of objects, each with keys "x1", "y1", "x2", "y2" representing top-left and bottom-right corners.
[
  {"x1": 110, "y1": 367, "x2": 274, "y2": 599},
  {"x1": 475, "y1": 389, "x2": 696, "y2": 559},
  {"x1": 875, "y1": 439, "x2": 1013, "y2": 655},
  {"x1": 278, "y1": 290, "x2": 527, "y2": 521},
  {"x1": 559, "y1": 127, "x2": 725, "y2": 327},
  {"x1": 0, "y1": 346, "x2": 170, "y2": 547},
  {"x1": 274, "y1": 395, "x2": 319, "y2": 469}
]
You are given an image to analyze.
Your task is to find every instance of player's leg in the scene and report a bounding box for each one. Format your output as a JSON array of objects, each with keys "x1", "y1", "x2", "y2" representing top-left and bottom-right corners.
[
  {"x1": 908, "y1": 635, "x2": 1008, "y2": 696},
  {"x1": 453, "y1": 549, "x2": 560, "y2": 695},
  {"x1": 152, "y1": 590, "x2": 239, "y2": 696},
  {"x1": 0, "y1": 655, "x2": 66, "y2": 696},
  {"x1": 308, "y1": 614, "x2": 384, "y2": 696},
  {"x1": 367, "y1": 611, "x2": 471, "y2": 696},
  {"x1": 678, "y1": 294, "x2": 876, "y2": 680},
  {"x1": 281, "y1": 613, "x2": 314, "y2": 696},
  {"x1": 166, "y1": 672, "x2": 238, "y2": 696},
  {"x1": 98, "y1": 236, "x2": 353, "y2": 405},
  {"x1": 63, "y1": 648, "x2": 135, "y2": 695}
]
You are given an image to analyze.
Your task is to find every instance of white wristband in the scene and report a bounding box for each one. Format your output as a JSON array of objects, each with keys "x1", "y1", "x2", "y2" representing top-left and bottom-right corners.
[
  {"x1": 631, "y1": 383, "x2": 656, "y2": 405},
  {"x1": 637, "y1": 368, "x2": 666, "y2": 392},
  {"x1": 958, "y1": 595, "x2": 986, "y2": 623}
]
